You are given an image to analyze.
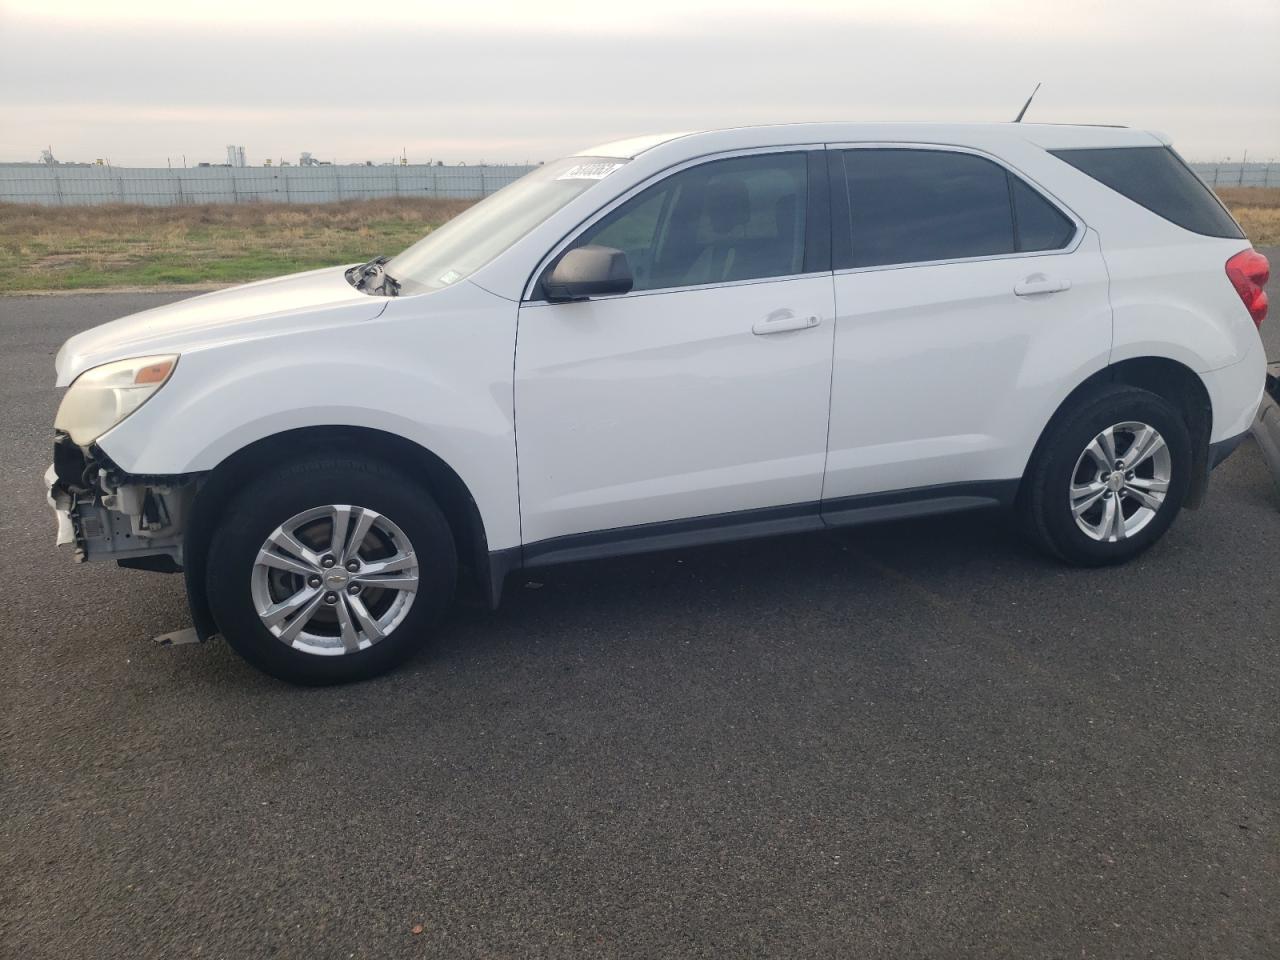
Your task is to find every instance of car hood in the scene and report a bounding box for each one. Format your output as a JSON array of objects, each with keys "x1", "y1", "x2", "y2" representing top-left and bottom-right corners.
[{"x1": 55, "y1": 265, "x2": 387, "y2": 386}]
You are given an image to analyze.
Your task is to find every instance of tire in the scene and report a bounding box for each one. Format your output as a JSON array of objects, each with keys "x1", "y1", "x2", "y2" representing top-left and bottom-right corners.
[
  {"x1": 206, "y1": 457, "x2": 456, "y2": 684},
  {"x1": 1020, "y1": 385, "x2": 1192, "y2": 566}
]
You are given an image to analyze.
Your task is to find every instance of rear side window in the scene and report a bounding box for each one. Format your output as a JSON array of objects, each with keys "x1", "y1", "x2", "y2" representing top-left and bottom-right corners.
[
  {"x1": 1050, "y1": 146, "x2": 1243, "y2": 239},
  {"x1": 837, "y1": 149, "x2": 1077, "y2": 268}
]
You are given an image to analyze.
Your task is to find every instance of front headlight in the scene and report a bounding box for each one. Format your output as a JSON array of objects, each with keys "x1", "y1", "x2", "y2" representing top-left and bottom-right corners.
[{"x1": 55, "y1": 355, "x2": 178, "y2": 446}]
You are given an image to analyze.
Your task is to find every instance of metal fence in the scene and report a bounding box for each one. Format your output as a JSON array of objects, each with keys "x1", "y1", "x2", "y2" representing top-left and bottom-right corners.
[
  {"x1": 1190, "y1": 162, "x2": 1278, "y2": 188},
  {"x1": 0, "y1": 158, "x2": 1273, "y2": 207},
  {"x1": 0, "y1": 163, "x2": 539, "y2": 206}
]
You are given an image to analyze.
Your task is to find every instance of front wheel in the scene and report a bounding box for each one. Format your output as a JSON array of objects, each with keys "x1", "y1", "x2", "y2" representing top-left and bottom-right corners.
[
  {"x1": 1020, "y1": 386, "x2": 1192, "y2": 566},
  {"x1": 206, "y1": 457, "x2": 457, "y2": 684}
]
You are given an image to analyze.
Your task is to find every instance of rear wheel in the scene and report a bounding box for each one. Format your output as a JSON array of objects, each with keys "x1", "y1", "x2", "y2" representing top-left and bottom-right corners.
[
  {"x1": 1021, "y1": 386, "x2": 1192, "y2": 565},
  {"x1": 206, "y1": 457, "x2": 456, "y2": 684}
]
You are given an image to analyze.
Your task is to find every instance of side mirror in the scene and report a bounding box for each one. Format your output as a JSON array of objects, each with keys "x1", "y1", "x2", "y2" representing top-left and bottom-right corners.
[{"x1": 543, "y1": 245, "x2": 633, "y2": 302}]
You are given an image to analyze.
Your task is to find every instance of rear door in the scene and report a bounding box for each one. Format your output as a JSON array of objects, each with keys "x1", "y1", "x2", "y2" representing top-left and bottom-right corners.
[
  {"x1": 821, "y1": 145, "x2": 1113, "y2": 516},
  {"x1": 515, "y1": 149, "x2": 836, "y2": 551}
]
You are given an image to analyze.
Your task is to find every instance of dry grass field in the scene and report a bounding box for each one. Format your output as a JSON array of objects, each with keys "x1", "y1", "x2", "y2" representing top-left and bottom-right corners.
[
  {"x1": 1215, "y1": 187, "x2": 1280, "y2": 247},
  {"x1": 0, "y1": 198, "x2": 472, "y2": 293},
  {"x1": 1, "y1": 189, "x2": 1276, "y2": 293}
]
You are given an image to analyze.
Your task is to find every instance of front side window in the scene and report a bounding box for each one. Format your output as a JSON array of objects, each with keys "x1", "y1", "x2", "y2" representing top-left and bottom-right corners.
[
  {"x1": 388, "y1": 157, "x2": 627, "y2": 291},
  {"x1": 568, "y1": 152, "x2": 808, "y2": 293},
  {"x1": 838, "y1": 148, "x2": 1076, "y2": 268}
]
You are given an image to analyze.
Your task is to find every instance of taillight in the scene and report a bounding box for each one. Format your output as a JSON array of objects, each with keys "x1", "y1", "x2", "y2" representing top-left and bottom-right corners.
[{"x1": 1225, "y1": 249, "x2": 1270, "y2": 328}]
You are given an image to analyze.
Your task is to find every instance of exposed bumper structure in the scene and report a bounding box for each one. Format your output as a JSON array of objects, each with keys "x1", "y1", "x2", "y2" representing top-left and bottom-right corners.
[
  {"x1": 46, "y1": 432, "x2": 195, "y2": 570},
  {"x1": 1252, "y1": 362, "x2": 1280, "y2": 502}
]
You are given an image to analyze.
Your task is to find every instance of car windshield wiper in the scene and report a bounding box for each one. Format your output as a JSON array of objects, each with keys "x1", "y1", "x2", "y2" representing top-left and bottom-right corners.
[{"x1": 346, "y1": 255, "x2": 401, "y2": 297}]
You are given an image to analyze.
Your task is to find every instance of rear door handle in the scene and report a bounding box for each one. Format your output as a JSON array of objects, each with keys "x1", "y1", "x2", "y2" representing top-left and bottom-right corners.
[
  {"x1": 1014, "y1": 274, "x2": 1072, "y2": 297},
  {"x1": 752, "y1": 312, "x2": 821, "y2": 335}
]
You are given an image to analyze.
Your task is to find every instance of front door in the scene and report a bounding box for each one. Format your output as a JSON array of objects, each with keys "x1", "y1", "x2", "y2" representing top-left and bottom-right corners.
[{"x1": 515, "y1": 149, "x2": 836, "y2": 551}]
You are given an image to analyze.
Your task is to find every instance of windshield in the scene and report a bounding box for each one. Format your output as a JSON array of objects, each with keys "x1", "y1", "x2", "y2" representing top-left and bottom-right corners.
[{"x1": 387, "y1": 157, "x2": 628, "y2": 291}]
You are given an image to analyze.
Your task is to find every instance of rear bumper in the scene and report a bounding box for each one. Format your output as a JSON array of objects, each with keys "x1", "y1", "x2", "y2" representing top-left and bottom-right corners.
[
  {"x1": 1209, "y1": 430, "x2": 1250, "y2": 470},
  {"x1": 1250, "y1": 362, "x2": 1280, "y2": 497},
  {"x1": 1201, "y1": 337, "x2": 1268, "y2": 444}
]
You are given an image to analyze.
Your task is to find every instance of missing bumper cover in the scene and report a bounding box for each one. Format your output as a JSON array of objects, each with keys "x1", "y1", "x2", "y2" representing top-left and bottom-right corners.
[{"x1": 46, "y1": 434, "x2": 197, "y2": 567}]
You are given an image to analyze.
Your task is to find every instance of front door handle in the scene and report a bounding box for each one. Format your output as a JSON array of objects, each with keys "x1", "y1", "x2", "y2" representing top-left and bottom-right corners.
[
  {"x1": 1014, "y1": 274, "x2": 1072, "y2": 297},
  {"x1": 752, "y1": 312, "x2": 821, "y2": 335}
]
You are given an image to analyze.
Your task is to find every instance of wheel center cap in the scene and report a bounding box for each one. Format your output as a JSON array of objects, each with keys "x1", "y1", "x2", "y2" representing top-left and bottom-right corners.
[
  {"x1": 325, "y1": 571, "x2": 349, "y2": 588},
  {"x1": 1105, "y1": 472, "x2": 1125, "y2": 493}
]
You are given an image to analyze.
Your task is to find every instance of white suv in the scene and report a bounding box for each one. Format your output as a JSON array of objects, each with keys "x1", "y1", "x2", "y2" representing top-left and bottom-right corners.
[{"x1": 47, "y1": 123, "x2": 1270, "y2": 684}]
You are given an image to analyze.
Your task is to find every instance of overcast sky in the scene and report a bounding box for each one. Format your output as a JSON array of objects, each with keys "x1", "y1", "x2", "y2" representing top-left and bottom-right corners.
[{"x1": 1, "y1": 0, "x2": 1277, "y2": 166}]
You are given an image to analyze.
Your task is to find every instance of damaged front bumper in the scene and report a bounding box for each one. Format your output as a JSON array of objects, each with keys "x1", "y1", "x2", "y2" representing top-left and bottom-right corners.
[
  {"x1": 1252, "y1": 362, "x2": 1280, "y2": 501},
  {"x1": 45, "y1": 432, "x2": 196, "y2": 571}
]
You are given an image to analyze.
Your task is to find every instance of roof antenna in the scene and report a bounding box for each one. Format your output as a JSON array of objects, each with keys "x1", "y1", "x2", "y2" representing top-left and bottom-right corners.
[{"x1": 1013, "y1": 82, "x2": 1042, "y2": 123}]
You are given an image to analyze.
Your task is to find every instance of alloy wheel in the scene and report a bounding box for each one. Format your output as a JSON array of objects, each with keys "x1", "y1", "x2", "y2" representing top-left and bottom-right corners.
[
  {"x1": 1069, "y1": 421, "x2": 1172, "y2": 542},
  {"x1": 250, "y1": 504, "x2": 419, "y2": 656}
]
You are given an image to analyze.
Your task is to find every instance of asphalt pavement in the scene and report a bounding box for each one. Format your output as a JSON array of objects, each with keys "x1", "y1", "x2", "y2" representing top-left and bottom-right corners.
[{"x1": 2, "y1": 260, "x2": 1279, "y2": 959}]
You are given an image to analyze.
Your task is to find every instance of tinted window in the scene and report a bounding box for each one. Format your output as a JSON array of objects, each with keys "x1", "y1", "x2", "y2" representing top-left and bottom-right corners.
[
  {"x1": 1050, "y1": 146, "x2": 1243, "y2": 239},
  {"x1": 570, "y1": 152, "x2": 807, "y2": 292},
  {"x1": 1012, "y1": 177, "x2": 1076, "y2": 251},
  {"x1": 842, "y1": 149, "x2": 1015, "y2": 267},
  {"x1": 837, "y1": 149, "x2": 1078, "y2": 267}
]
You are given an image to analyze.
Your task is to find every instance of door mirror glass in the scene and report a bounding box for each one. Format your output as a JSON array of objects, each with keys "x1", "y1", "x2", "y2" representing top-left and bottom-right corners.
[{"x1": 543, "y1": 245, "x2": 634, "y2": 301}]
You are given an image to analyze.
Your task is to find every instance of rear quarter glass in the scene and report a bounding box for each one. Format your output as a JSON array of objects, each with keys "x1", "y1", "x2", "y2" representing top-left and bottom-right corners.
[
  {"x1": 1010, "y1": 177, "x2": 1076, "y2": 251},
  {"x1": 1049, "y1": 146, "x2": 1244, "y2": 239}
]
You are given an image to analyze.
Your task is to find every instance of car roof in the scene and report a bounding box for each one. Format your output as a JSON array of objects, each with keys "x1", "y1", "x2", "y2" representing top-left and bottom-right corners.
[{"x1": 579, "y1": 122, "x2": 1166, "y2": 159}]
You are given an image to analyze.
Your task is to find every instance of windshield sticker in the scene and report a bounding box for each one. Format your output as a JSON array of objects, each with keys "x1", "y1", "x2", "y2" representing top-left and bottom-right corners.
[
  {"x1": 436, "y1": 269, "x2": 463, "y2": 286},
  {"x1": 556, "y1": 161, "x2": 625, "y2": 181}
]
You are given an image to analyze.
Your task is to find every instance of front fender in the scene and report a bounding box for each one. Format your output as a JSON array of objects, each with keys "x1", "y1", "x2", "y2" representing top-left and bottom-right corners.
[{"x1": 97, "y1": 285, "x2": 521, "y2": 550}]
